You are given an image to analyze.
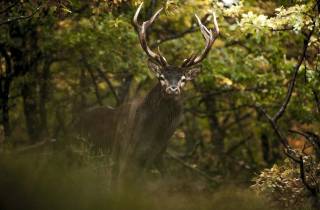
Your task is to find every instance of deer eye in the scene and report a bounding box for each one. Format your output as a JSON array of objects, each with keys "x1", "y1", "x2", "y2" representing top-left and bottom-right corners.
[
  {"x1": 159, "y1": 74, "x2": 165, "y2": 81},
  {"x1": 180, "y1": 76, "x2": 186, "y2": 82}
]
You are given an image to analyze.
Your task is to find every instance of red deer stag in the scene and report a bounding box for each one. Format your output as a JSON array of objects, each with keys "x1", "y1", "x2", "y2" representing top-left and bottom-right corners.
[{"x1": 76, "y1": 3, "x2": 219, "y2": 173}]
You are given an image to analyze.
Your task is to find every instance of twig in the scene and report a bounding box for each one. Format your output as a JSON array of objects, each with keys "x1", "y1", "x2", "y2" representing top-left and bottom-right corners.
[
  {"x1": 180, "y1": 140, "x2": 202, "y2": 159},
  {"x1": 14, "y1": 139, "x2": 55, "y2": 153},
  {"x1": 151, "y1": 13, "x2": 211, "y2": 48},
  {"x1": 225, "y1": 135, "x2": 252, "y2": 155},
  {"x1": 165, "y1": 152, "x2": 218, "y2": 183},
  {"x1": 97, "y1": 65, "x2": 120, "y2": 106},
  {"x1": 255, "y1": 105, "x2": 301, "y2": 163},
  {"x1": 185, "y1": 85, "x2": 267, "y2": 102},
  {"x1": 299, "y1": 156, "x2": 318, "y2": 196},
  {"x1": 289, "y1": 129, "x2": 320, "y2": 157},
  {"x1": 81, "y1": 59, "x2": 103, "y2": 105},
  {"x1": 0, "y1": 7, "x2": 40, "y2": 26},
  {"x1": 224, "y1": 39, "x2": 252, "y2": 53},
  {"x1": 312, "y1": 90, "x2": 320, "y2": 113},
  {"x1": 224, "y1": 113, "x2": 251, "y2": 129},
  {"x1": 289, "y1": 129, "x2": 309, "y2": 139},
  {"x1": 87, "y1": 67, "x2": 103, "y2": 106},
  {"x1": 272, "y1": 30, "x2": 313, "y2": 122},
  {"x1": 271, "y1": 26, "x2": 294, "y2": 32}
]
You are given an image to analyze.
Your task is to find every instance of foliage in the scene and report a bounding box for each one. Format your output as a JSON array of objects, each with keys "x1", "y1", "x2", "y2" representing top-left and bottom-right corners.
[{"x1": 251, "y1": 157, "x2": 319, "y2": 209}]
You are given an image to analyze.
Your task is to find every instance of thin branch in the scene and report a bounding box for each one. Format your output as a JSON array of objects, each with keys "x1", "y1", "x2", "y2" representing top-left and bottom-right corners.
[
  {"x1": 97, "y1": 65, "x2": 120, "y2": 106},
  {"x1": 185, "y1": 85, "x2": 267, "y2": 102},
  {"x1": 0, "y1": 6, "x2": 40, "y2": 26},
  {"x1": 289, "y1": 129, "x2": 320, "y2": 156},
  {"x1": 180, "y1": 140, "x2": 202, "y2": 158},
  {"x1": 255, "y1": 107, "x2": 300, "y2": 165},
  {"x1": 87, "y1": 67, "x2": 103, "y2": 106},
  {"x1": 224, "y1": 113, "x2": 251, "y2": 129},
  {"x1": 271, "y1": 26, "x2": 294, "y2": 32},
  {"x1": 255, "y1": 105, "x2": 289, "y2": 149},
  {"x1": 224, "y1": 39, "x2": 252, "y2": 52},
  {"x1": 150, "y1": 13, "x2": 211, "y2": 48},
  {"x1": 185, "y1": 104, "x2": 255, "y2": 117},
  {"x1": 299, "y1": 156, "x2": 318, "y2": 196},
  {"x1": 165, "y1": 152, "x2": 218, "y2": 183},
  {"x1": 14, "y1": 138, "x2": 55, "y2": 153},
  {"x1": 81, "y1": 59, "x2": 103, "y2": 105},
  {"x1": 312, "y1": 90, "x2": 320, "y2": 113},
  {"x1": 255, "y1": 105, "x2": 299, "y2": 163},
  {"x1": 225, "y1": 135, "x2": 252, "y2": 155},
  {"x1": 272, "y1": 30, "x2": 313, "y2": 122},
  {"x1": 289, "y1": 129, "x2": 309, "y2": 139}
]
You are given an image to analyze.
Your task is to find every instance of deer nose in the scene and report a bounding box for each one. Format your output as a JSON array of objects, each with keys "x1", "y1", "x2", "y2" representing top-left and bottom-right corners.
[{"x1": 167, "y1": 86, "x2": 180, "y2": 94}]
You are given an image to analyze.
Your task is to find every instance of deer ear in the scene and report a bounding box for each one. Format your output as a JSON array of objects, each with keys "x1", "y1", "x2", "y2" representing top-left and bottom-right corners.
[
  {"x1": 147, "y1": 59, "x2": 162, "y2": 76},
  {"x1": 184, "y1": 66, "x2": 201, "y2": 81}
]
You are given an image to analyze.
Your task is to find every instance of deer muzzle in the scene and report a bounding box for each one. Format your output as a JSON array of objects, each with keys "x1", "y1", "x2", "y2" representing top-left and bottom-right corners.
[{"x1": 166, "y1": 86, "x2": 180, "y2": 95}]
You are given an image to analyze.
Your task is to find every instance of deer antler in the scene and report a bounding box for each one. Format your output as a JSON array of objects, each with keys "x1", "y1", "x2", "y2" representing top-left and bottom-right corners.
[
  {"x1": 133, "y1": 3, "x2": 168, "y2": 66},
  {"x1": 181, "y1": 11, "x2": 219, "y2": 67}
]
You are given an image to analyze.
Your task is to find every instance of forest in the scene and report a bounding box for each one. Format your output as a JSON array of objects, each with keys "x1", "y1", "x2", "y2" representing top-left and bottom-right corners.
[{"x1": 0, "y1": 0, "x2": 319, "y2": 209}]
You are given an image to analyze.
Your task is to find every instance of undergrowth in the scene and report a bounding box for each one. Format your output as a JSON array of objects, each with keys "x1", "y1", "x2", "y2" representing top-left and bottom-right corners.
[{"x1": 0, "y1": 143, "x2": 311, "y2": 210}]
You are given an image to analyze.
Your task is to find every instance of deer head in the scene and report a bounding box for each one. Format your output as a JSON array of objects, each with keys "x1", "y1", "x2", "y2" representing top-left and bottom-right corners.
[{"x1": 133, "y1": 3, "x2": 219, "y2": 95}]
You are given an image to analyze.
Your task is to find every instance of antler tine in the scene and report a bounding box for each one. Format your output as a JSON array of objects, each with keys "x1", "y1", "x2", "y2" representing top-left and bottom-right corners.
[
  {"x1": 183, "y1": 53, "x2": 197, "y2": 67},
  {"x1": 133, "y1": 3, "x2": 144, "y2": 31},
  {"x1": 133, "y1": 3, "x2": 168, "y2": 66},
  {"x1": 182, "y1": 11, "x2": 219, "y2": 67},
  {"x1": 212, "y1": 11, "x2": 220, "y2": 34}
]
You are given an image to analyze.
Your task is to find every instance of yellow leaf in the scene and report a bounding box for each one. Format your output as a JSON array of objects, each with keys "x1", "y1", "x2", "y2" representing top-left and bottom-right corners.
[{"x1": 215, "y1": 75, "x2": 233, "y2": 86}]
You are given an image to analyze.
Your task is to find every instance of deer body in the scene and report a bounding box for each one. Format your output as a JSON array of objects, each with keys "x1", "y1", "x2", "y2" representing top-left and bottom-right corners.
[
  {"x1": 77, "y1": 84, "x2": 182, "y2": 168},
  {"x1": 128, "y1": 84, "x2": 183, "y2": 168},
  {"x1": 75, "y1": 3, "x2": 219, "y2": 173}
]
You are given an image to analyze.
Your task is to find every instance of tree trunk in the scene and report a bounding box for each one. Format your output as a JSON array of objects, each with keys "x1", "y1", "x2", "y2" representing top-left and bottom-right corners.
[
  {"x1": 2, "y1": 79, "x2": 11, "y2": 138},
  {"x1": 21, "y1": 79, "x2": 41, "y2": 143},
  {"x1": 39, "y1": 59, "x2": 52, "y2": 137},
  {"x1": 117, "y1": 73, "x2": 133, "y2": 105},
  {"x1": 8, "y1": 21, "x2": 43, "y2": 143},
  {"x1": 261, "y1": 132, "x2": 271, "y2": 164},
  {"x1": 184, "y1": 113, "x2": 202, "y2": 156},
  {"x1": 0, "y1": 47, "x2": 13, "y2": 139},
  {"x1": 204, "y1": 96, "x2": 225, "y2": 157}
]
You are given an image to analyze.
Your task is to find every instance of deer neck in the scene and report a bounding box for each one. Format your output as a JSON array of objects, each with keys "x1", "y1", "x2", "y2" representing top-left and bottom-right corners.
[{"x1": 142, "y1": 83, "x2": 182, "y2": 110}]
